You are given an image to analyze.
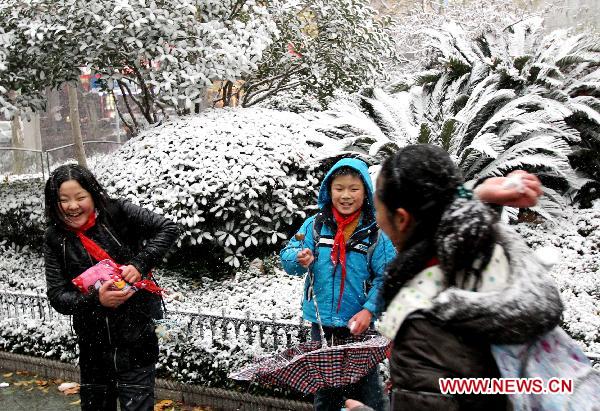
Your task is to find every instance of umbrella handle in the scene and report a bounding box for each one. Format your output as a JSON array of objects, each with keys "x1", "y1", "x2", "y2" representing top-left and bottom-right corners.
[
  {"x1": 308, "y1": 265, "x2": 328, "y2": 349},
  {"x1": 299, "y1": 234, "x2": 327, "y2": 349}
]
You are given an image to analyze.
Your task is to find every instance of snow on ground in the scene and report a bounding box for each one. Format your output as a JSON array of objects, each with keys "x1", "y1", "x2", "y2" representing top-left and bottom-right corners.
[{"x1": 515, "y1": 206, "x2": 600, "y2": 354}]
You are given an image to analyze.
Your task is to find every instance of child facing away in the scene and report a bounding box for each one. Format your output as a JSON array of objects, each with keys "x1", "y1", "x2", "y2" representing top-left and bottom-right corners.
[
  {"x1": 346, "y1": 145, "x2": 562, "y2": 411},
  {"x1": 44, "y1": 164, "x2": 178, "y2": 411},
  {"x1": 281, "y1": 156, "x2": 544, "y2": 411}
]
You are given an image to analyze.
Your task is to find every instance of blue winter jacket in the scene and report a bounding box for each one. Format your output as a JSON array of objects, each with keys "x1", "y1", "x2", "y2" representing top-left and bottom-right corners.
[{"x1": 280, "y1": 158, "x2": 397, "y2": 327}]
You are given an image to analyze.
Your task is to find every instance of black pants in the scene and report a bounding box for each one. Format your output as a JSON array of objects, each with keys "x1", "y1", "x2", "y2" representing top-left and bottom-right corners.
[{"x1": 79, "y1": 343, "x2": 156, "y2": 411}]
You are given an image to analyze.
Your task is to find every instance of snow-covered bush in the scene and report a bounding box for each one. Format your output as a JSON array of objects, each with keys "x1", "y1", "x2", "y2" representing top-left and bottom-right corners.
[
  {"x1": 0, "y1": 318, "x2": 78, "y2": 363},
  {"x1": 0, "y1": 242, "x2": 45, "y2": 291},
  {"x1": 0, "y1": 176, "x2": 45, "y2": 247},
  {"x1": 95, "y1": 108, "x2": 337, "y2": 267},
  {"x1": 517, "y1": 208, "x2": 600, "y2": 354}
]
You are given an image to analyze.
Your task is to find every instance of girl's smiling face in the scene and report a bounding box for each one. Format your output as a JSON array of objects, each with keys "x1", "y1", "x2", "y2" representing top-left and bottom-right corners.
[
  {"x1": 58, "y1": 180, "x2": 95, "y2": 229},
  {"x1": 331, "y1": 174, "x2": 365, "y2": 216}
]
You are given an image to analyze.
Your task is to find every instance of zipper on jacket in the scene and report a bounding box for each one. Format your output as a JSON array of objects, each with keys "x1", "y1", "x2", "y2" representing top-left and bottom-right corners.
[
  {"x1": 105, "y1": 316, "x2": 118, "y2": 371},
  {"x1": 62, "y1": 238, "x2": 66, "y2": 268},
  {"x1": 85, "y1": 250, "x2": 93, "y2": 265},
  {"x1": 105, "y1": 316, "x2": 112, "y2": 345},
  {"x1": 102, "y1": 224, "x2": 123, "y2": 247}
]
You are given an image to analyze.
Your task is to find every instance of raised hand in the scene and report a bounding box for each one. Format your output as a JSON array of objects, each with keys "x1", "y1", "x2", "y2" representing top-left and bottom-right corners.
[{"x1": 475, "y1": 170, "x2": 543, "y2": 208}]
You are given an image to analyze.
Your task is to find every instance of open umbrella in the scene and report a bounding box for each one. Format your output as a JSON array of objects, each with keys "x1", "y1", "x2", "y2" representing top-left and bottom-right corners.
[
  {"x1": 230, "y1": 332, "x2": 390, "y2": 394},
  {"x1": 230, "y1": 234, "x2": 391, "y2": 394}
]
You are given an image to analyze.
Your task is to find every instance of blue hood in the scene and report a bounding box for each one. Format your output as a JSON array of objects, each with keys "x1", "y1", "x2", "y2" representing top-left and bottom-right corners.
[{"x1": 317, "y1": 158, "x2": 375, "y2": 219}]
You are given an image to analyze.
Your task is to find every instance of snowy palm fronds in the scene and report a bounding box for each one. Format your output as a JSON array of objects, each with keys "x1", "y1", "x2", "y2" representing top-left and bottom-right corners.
[
  {"x1": 311, "y1": 17, "x2": 600, "y2": 215},
  {"x1": 408, "y1": 19, "x2": 599, "y2": 211}
]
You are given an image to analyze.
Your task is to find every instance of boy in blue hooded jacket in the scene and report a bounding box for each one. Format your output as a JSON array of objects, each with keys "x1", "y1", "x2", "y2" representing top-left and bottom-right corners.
[{"x1": 280, "y1": 158, "x2": 395, "y2": 411}]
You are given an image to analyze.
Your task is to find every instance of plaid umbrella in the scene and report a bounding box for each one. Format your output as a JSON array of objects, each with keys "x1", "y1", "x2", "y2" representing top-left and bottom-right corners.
[{"x1": 230, "y1": 333, "x2": 391, "y2": 394}]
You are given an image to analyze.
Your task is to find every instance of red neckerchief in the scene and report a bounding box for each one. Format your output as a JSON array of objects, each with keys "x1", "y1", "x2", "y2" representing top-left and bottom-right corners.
[
  {"x1": 331, "y1": 207, "x2": 362, "y2": 312},
  {"x1": 425, "y1": 257, "x2": 440, "y2": 268},
  {"x1": 68, "y1": 212, "x2": 164, "y2": 294}
]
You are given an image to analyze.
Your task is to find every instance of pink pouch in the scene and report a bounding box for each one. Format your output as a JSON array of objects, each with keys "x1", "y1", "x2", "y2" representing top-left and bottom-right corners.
[{"x1": 72, "y1": 259, "x2": 132, "y2": 295}]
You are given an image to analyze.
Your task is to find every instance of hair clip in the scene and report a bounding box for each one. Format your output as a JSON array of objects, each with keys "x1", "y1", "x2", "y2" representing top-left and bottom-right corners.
[{"x1": 457, "y1": 185, "x2": 473, "y2": 200}]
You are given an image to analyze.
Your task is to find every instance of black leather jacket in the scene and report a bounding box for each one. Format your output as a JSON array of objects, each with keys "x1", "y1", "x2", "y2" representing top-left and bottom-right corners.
[{"x1": 44, "y1": 198, "x2": 178, "y2": 370}]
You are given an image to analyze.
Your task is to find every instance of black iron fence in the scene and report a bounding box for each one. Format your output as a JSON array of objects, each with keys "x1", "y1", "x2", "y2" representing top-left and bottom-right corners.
[
  {"x1": 0, "y1": 140, "x2": 124, "y2": 180},
  {"x1": 0, "y1": 290, "x2": 310, "y2": 351}
]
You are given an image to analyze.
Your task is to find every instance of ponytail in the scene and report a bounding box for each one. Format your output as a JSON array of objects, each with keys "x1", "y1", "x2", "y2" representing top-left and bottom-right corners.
[
  {"x1": 435, "y1": 197, "x2": 497, "y2": 289},
  {"x1": 378, "y1": 145, "x2": 497, "y2": 309}
]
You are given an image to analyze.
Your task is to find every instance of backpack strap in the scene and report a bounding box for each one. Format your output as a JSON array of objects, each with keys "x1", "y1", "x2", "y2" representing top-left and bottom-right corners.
[
  {"x1": 365, "y1": 229, "x2": 382, "y2": 282},
  {"x1": 311, "y1": 211, "x2": 326, "y2": 260}
]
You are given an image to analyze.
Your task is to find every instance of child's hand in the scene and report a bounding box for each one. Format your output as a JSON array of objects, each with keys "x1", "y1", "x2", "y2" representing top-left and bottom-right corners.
[
  {"x1": 475, "y1": 170, "x2": 542, "y2": 208},
  {"x1": 348, "y1": 309, "x2": 372, "y2": 335},
  {"x1": 345, "y1": 399, "x2": 366, "y2": 410},
  {"x1": 98, "y1": 280, "x2": 134, "y2": 308},
  {"x1": 296, "y1": 248, "x2": 314, "y2": 268},
  {"x1": 120, "y1": 265, "x2": 142, "y2": 283}
]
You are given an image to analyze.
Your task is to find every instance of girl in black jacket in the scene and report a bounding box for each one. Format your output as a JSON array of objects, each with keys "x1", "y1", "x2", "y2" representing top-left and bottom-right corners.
[
  {"x1": 347, "y1": 145, "x2": 563, "y2": 411},
  {"x1": 44, "y1": 164, "x2": 178, "y2": 411}
]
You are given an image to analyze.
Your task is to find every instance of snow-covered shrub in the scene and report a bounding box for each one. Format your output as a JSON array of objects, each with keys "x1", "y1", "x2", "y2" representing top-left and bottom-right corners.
[
  {"x1": 0, "y1": 176, "x2": 45, "y2": 247},
  {"x1": 0, "y1": 317, "x2": 78, "y2": 363},
  {"x1": 256, "y1": 87, "x2": 324, "y2": 113},
  {"x1": 517, "y1": 207, "x2": 600, "y2": 354},
  {"x1": 0, "y1": 242, "x2": 45, "y2": 291},
  {"x1": 95, "y1": 108, "x2": 337, "y2": 267}
]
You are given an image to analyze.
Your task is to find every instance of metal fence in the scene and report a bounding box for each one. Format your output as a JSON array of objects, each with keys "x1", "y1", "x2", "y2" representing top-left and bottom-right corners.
[
  {"x1": 0, "y1": 147, "x2": 46, "y2": 179},
  {"x1": 0, "y1": 289, "x2": 310, "y2": 351},
  {"x1": 1, "y1": 289, "x2": 599, "y2": 364},
  {"x1": 0, "y1": 140, "x2": 124, "y2": 181}
]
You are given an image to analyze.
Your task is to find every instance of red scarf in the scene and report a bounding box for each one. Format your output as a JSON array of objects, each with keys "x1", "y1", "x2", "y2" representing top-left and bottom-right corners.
[
  {"x1": 331, "y1": 207, "x2": 362, "y2": 312},
  {"x1": 69, "y1": 212, "x2": 164, "y2": 294}
]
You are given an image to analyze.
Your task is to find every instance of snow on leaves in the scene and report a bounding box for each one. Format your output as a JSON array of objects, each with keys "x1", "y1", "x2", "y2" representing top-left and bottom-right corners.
[
  {"x1": 94, "y1": 107, "x2": 337, "y2": 266},
  {"x1": 0, "y1": 0, "x2": 277, "y2": 123}
]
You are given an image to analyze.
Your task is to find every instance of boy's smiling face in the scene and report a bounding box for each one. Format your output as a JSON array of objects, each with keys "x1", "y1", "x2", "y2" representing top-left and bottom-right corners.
[{"x1": 331, "y1": 174, "x2": 365, "y2": 216}]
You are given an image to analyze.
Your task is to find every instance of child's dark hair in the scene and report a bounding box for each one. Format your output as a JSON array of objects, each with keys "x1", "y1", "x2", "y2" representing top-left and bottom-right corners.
[
  {"x1": 44, "y1": 164, "x2": 112, "y2": 228},
  {"x1": 377, "y1": 145, "x2": 497, "y2": 307}
]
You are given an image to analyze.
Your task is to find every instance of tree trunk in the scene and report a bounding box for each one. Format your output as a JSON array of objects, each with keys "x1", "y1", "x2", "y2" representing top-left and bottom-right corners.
[
  {"x1": 11, "y1": 114, "x2": 24, "y2": 174},
  {"x1": 85, "y1": 92, "x2": 99, "y2": 141},
  {"x1": 67, "y1": 83, "x2": 88, "y2": 168},
  {"x1": 46, "y1": 87, "x2": 61, "y2": 135}
]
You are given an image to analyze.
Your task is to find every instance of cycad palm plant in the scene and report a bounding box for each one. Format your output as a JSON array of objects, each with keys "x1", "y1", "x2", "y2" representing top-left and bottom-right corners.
[
  {"x1": 421, "y1": 19, "x2": 600, "y2": 211},
  {"x1": 317, "y1": 18, "x2": 600, "y2": 215}
]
